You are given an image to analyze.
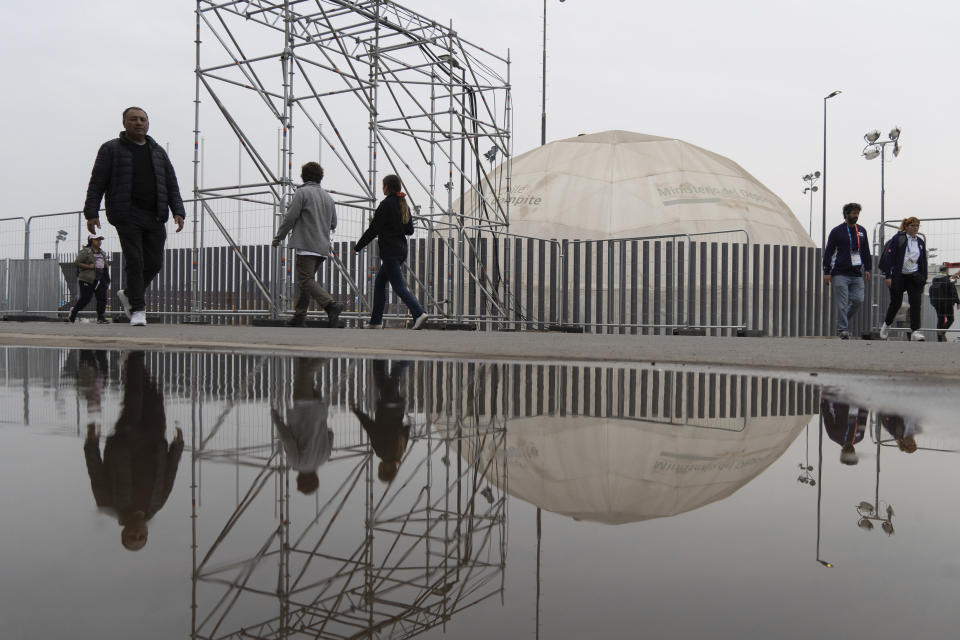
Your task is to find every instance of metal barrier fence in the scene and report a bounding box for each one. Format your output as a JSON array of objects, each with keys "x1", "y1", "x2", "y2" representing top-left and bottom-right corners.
[{"x1": 5, "y1": 202, "x2": 959, "y2": 337}]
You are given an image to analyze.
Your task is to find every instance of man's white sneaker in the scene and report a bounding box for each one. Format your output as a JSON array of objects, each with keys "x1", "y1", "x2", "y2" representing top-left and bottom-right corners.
[
  {"x1": 412, "y1": 313, "x2": 429, "y2": 330},
  {"x1": 911, "y1": 331, "x2": 925, "y2": 342},
  {"x1": 130, "y1": 311, "x2": 147, "y2": 326},
  {"x1": 879, "y1": 323, "x2": 889, "y2": 340},
  {"x1": 367, "y1": 323, "x2": 383, "y2": 330},
  {"x1": 116, "y1": 289, "x2": 132, "y2": 316}
]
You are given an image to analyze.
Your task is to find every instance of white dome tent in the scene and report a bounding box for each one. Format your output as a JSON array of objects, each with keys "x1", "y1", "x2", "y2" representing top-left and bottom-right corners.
[
  {"x1": 448, "y1": 131, "x2": 818, "y2": 335},
  {"x1": 470, "y1": 130, "x2": 813, "y2": 247}
]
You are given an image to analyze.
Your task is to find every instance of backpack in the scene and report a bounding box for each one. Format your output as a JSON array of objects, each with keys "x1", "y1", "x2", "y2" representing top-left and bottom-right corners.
[{"x1": 929, "y1": 275, "x2": 953, "y2": 306}]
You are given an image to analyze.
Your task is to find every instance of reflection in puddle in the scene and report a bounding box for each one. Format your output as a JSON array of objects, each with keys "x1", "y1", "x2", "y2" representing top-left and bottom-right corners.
[{"x1": 0, "y1": 347, "x2": 957, "y2": 639}]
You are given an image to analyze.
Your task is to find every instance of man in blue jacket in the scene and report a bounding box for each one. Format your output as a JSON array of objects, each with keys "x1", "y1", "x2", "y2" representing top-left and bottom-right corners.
[
  {"x1": 83, "y1": 107, "x2": 185, "y2": 326},
  {"x1": 822, "y1": 203, "x2": 872, "y2": 339}
]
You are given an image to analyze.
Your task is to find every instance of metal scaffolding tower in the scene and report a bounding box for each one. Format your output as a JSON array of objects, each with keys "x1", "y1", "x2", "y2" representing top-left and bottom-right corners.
[
  {"x1": 193, "y1": 0, "x2": 513, "y2": 320},
  {"x1": 190, "y1": 357, "x2": 507, "y2": 639}
]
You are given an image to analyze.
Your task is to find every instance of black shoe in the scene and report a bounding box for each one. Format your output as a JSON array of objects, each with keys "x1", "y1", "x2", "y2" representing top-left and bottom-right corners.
[
  {"x1": 67, "y1": 312, "x2": 77, "y2": 323},
  {"x1": 96, "y1": 318, "x2": 109, "y2": 325},
  {"x1": 286, "y1": 317, "x2": 306, "y2": 327},
  {"x1": 325, "y1": 303, "x2": 342, "y2": 328}
]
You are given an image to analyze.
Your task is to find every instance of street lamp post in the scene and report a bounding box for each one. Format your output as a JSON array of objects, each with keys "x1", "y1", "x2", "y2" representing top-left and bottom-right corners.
[
  {"x1": 55, "y1": 229, "x2": 68, "y2": 309},
  {"x1": 541, "y1": 0, "x2": 566, "y2": 146},
  {"x1": 821, "y1": 90, "x2": 841, "y2": 248},
  {"x1": 862, "y1": 127, "x2": 902, "y2": 248},
  {"x1": 802, "y1": 171, "x2": 820, "y2": 237}
]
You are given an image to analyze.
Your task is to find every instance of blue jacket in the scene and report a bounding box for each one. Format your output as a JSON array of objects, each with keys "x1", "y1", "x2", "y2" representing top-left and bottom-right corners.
[
  {"x1": 83, "y1": 133, "x2": 186, "y2": 225},
  {"x1": 823, "y1": 223, "x2": 871, "y2": 277},
  {"x1": 879, "y1": 231, "x2": 927, "y2": 282}
]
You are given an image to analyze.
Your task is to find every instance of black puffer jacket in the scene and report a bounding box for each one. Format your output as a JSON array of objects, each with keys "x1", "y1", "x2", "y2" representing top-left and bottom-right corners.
[
  {"x1": 83, "y1": 133, "x2": 186, "y2": 225},
  {"x1": 354, "y1": 194, "x2": 415, "y2": 259}
]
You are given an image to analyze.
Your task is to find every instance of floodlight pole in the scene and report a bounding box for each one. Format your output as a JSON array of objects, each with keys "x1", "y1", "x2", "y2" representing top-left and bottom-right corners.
[
  {"x1": 540, "y1": 0, "x2": 547, "y2": 146},
  {"x1": 821, "y1": 90, "x2": 841, "y2": 248}
]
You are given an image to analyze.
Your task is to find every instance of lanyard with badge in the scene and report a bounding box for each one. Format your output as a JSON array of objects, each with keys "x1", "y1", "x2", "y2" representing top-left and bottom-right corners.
[{"x1": 847, "y1": 226, "x2": 862, "y2": 267}]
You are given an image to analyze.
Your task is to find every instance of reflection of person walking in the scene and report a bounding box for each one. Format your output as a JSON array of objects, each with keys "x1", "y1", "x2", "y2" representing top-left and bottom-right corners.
[
  {"x1": 68, "y1": 235, "x2": 111, "y2": 324},
  {"x1": 351, "y1": 360, "x2": 411, "y2": 483},
  {"x1": 270, "y1": 357, "x2": 334, "y2": 495},
  {"x1": 822, "y1": 203, "x2": 872, "y2": 339},
  {"x1": 353, "y1": 175, "x2": 428, "y2": 330},
  {"x1": 928, "y1": 265, "x2": 959, "y2": 342},
  {"x1": 272, "y1": 162, "x2": 343, "y2": 328},
  {"x1": 820, "y1": 398, "x2": 867, "y2": 465},
  {"x1": 83, "y1": 351, "x2": 183, "y2": 551},
  {"x1": 83, "y1": 106, "x2": 185, "y2": 327},
  {"x1": 879, "y1": 217, "x2": 927, "y2": 341}
]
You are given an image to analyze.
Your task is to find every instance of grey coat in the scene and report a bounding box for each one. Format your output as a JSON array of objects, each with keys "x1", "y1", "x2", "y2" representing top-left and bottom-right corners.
[{"x1": 273, "y1": 183, "x2": 337, "y2": 255}]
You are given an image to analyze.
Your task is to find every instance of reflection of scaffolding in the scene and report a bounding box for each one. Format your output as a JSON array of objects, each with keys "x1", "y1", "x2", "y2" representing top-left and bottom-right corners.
[
  {"x1": 193, "y1": 0, "x2": 513, "y2": 318},
  {"x1": 190, "y1": 359, "x2": 506, "y2": 639}
]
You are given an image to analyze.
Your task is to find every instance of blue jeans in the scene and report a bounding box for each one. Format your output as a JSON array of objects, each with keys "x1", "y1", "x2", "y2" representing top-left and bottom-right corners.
[
  {"x1": 832, "y1": 274, "x2": 864, "y2": 333},
  {"x1": 370, "y1": 257, "x2": 425, "y2": 324}
]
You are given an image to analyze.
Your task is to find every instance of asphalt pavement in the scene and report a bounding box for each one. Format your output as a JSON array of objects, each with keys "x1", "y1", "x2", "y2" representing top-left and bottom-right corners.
[{"x1": 1, "y1": 319, "x2": 958, "y2": 381}]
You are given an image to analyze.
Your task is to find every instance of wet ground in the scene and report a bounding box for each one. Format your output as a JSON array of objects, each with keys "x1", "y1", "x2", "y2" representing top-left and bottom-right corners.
[{"x1": 0, "y1": 346, "x2": 958, "y2": 639}]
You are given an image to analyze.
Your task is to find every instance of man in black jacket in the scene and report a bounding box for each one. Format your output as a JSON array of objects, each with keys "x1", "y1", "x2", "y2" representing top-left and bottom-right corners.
[
  {"x1": 83, "y1": 107, "x2": 185, "y2": 326},
  {"x1": 822, "y1": 203, "x2": 872, "y2": 339}
]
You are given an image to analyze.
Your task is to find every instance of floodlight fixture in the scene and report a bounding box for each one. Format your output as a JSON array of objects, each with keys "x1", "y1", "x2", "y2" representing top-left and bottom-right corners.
[
  {"x1": 814, "y1": 170, "x2": 821, "y2": 178},
  {"x1": 864, "y1": 130, "x2": 881, "y2": 143},
  {"x1": 862, "y1": 146, "x2": 881, "y2": 160},
  {"x1": 893, "y1": 142, "x2": 901, "y2": 157},
  {"x1": 483, "y1": 145, "x2": 499, "y2": 163},
  {"x1": 888, "y1": 126, "x2": 901, "y2": 141},
  {"x1": 825, "y1": 90, "x2": 842, "y2": 99}
]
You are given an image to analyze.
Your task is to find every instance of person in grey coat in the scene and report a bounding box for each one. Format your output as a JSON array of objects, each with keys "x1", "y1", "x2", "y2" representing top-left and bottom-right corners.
[{"x1": 272, "y1": 162, "x2": 342, "y2": 327}]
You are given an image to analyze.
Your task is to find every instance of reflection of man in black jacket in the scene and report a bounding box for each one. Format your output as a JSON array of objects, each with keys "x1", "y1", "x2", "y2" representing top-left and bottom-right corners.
[
  {"x1": 84, "y1": 352, "x2": 183, "y2": 550},
  {"x1": 821, "y1": 398, "x2": 867, "y2": 465},
  {"x1": 351, "y1": 360, "x2": 410, "y2": 483},
  {"x1": 271, "y1": 358, "x2": 333, "y2": 495}
]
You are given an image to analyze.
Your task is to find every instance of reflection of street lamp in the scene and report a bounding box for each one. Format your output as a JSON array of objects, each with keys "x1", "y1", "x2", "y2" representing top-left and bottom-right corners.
[
  {"x1": 802, "y1": 171, "x2": 820, "y2": 237},
  {"x1": 856, "y1": 417, "x2": 895, "y2": 535},
  {"x1": 862, "y1": 126, "x2": 902, "y2": 247},
  {"x1": 815, "y1": 415, "x2": 833, "y2": 568}
]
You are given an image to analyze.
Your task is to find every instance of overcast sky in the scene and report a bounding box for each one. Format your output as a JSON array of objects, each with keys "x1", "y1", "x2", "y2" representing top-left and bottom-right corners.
[{"x1": 2, "y1": 0, "x2": 957, "y2": 251}]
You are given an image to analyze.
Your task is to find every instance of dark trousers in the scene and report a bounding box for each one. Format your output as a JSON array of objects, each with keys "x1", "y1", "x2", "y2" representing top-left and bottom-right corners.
[
  {"x1": 935, "y1": 305, "x2": 955, "y2": 341},
  {"x1": 370, "y1": 257, "x2": 425, "y2": 325},
  {"x1": 116, "y1": 207, "x2": 166, "y2": 312},
  {"x1": 884, "y1": 272, "x2": 924, "y2": 331},
  {"x1": 71, "y1": 280, "x2": 108, "y2": 320},
  {"x1": 293, "y1": 255, "x2": 334, "y2": 320}
]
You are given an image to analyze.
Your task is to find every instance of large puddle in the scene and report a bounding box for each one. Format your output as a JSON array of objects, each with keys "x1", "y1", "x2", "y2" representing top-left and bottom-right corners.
[{"x1": 0, "y1": 347, "x2": 957, "y2": 639}]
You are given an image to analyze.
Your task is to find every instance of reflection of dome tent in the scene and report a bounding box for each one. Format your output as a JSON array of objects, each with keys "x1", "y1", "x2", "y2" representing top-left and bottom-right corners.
[
  {"x1": 470, "y1": 130, "x2": 813, "y2": 247},
  {"x1": 465, "y1": 414, "x2": 808, "y2": 525}
]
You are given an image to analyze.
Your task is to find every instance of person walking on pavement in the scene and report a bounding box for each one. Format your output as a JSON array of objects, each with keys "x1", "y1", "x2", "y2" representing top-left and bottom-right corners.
[
  {"x1": 823, "y1": 203, "x2": 872, "y2": 339},
  {"x1": 68, "y1": 235, "x2": 111, "y2": 324},
  {"x1": 353, "y1": 175, "x2": 428, "y2": 330},
  {"x1": 83, "y1": 107, "x2": 185, "y2": 326},
  {"x1": 928, "y1": 265, "x2": 959, "y2": 342},
  {"x1": 879, "y1": 217, "x2": 928, "y2": 341},
  {"x1": 272, "y1": 162, "x2": 342, "y2": 328}
]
